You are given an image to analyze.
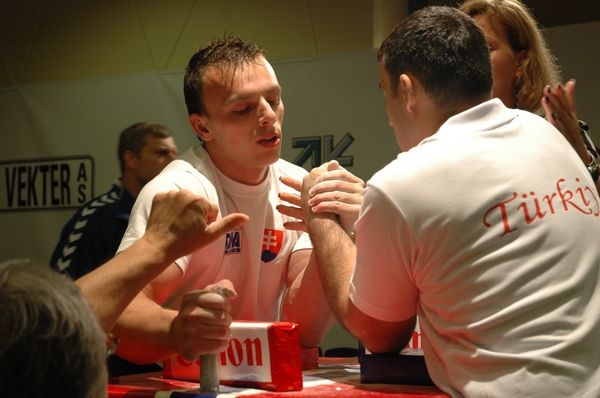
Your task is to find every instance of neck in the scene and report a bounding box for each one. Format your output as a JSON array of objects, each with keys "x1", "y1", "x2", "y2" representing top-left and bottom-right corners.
[
  {"x1": 204, "y1": 144, "x2": 273, "y2": 186},
  {"x1": 120, "y1": 174, "x2": 142, "y2": 198},
  {"x1": 217, "y1": 163, "x2": 269, "y2": 185},
  {"x1": 407, "y1": 97, "x2": 487, "y2": 150}
]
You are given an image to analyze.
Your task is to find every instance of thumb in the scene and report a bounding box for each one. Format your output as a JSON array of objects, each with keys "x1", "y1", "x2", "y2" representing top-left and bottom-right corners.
[
  {"x1": 205, "y1": 213, "x2": 249, "y2": 237},
  {"x1": 327, "y1": 159, "x2": 341, "y2": 171}
]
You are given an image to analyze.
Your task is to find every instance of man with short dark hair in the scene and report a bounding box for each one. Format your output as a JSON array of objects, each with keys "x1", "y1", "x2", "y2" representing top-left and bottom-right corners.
[
  {"x1": 296, "y1": 6, "x2": 600, "y2": 397},
  {"x1": 112, "y1": 35, "x2": 335, "y2": 366},
  {"x1": 50, "y1": 122, "x2": 178, "y2": 279}
]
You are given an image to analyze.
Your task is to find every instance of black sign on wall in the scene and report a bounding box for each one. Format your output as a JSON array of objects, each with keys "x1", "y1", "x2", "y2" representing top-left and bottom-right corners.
[
  {"x1": 0, "y1": 156, "x2": 94, "y2": 212},
  {"x1": 292, "y1": 133, "x2": 355, "y2": 169}
]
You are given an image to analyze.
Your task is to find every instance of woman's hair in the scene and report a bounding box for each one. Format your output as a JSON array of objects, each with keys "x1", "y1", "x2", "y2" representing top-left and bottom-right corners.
[
  {"x1": 459, "y1": 0, "x2": 561, "y2": 113},
  {"x1": 0, "y1": 259, "x2": 107, "y2": 398}
]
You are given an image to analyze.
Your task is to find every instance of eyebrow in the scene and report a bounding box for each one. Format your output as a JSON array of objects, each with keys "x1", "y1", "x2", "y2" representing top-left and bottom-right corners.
[{"x1": 227, "y1": 84, "x2": 281, "y2": 103}]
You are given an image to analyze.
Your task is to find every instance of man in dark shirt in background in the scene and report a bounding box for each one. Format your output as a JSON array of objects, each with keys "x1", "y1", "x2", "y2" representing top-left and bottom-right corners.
[{"x1": 50, "y1": 121, "x2": 178, "y2": 375}]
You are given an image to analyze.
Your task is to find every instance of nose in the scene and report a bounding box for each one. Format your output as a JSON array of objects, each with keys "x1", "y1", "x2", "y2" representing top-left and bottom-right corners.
[{"x1": 257, "y1": 98, "x2": 277, "y2": 127}]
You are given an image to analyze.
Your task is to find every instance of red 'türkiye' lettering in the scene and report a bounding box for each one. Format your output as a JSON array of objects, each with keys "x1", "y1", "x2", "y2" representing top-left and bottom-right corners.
[{"x1": 483, "y1": 177, "x2": 599, "y2": 236}]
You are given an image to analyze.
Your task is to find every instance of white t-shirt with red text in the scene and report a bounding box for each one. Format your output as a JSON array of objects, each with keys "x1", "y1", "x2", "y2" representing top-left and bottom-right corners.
[{"x1": 351, "y1": 99, "x2": 600, "y2": 397}]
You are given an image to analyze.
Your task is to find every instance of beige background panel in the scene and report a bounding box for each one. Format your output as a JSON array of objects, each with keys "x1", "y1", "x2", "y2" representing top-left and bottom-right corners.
[
  {"x1": 0, "y1": 0, "x2": 599, "y2": 354},
  {"x1": 0, "y1": 0, "x2": 377, "y2": 86}
]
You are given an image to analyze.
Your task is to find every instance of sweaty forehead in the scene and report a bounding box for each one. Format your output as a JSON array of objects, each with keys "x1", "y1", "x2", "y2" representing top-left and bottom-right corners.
[
  {"x1": 202, "y1": 56, "x2": 280, "y2": 97},
  {"x1": 203, "y1": 56, "x2": 272, "y2": 84}
]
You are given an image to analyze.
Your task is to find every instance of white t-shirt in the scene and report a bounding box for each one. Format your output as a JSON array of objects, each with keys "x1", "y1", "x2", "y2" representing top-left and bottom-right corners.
[
  {"x1": 350, "y1": 99, "x2": 600, "y2": 397},
  {"x1": 118, "y1": 145, "x2": 311, "y2": 321}
]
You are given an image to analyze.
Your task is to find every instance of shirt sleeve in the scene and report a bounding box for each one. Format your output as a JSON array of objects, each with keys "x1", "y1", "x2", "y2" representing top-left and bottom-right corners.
[
  {"x1": 117, "y1": 163, "x2": 220, "y2": 273},
  {"x1": 350, "y1": 184, "x2": 418, "y2": 323},
  {"x1": 291, "y1": 231, "x2": 312, "y2": 252}
]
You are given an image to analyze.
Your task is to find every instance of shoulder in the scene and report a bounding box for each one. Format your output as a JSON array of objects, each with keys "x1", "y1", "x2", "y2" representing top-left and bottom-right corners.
[
  {"x1": 133, "y1": 157, "x2": 219, "y2": 213},
  {"x1": 370, "y1": 151, "x2": 421, "y2": 186},
  {"x1": 149, "y1": 159, "x2": 214, "y2": 192},
  {"x1": 63, "y1": 183, "x2": 123, "y2": 225},
  {"x1": 272, "y1": 158, "x2": 308, "y2": 179}
]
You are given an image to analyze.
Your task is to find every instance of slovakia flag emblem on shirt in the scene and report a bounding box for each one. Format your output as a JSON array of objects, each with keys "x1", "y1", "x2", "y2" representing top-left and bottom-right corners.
[{"x1": 261, "y1": 229, "x2": 283, "y2": 262}]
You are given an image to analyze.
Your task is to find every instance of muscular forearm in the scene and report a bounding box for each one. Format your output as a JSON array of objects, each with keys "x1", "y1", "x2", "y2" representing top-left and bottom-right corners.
[
  {"x1": 111, "y1": 292, "x2": 179, "y2": 364},
  {"x1": 306, "y1": 215, "x2": 356, "y2": 327},
  {"x1": 281, "y1": 250, "x2": 335, "y2": 347},
  {"x1": 76, "y1": 237, "x2": 174, "y2": 332}
]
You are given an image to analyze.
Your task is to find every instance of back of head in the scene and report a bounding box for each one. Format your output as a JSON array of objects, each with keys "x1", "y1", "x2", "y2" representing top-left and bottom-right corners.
[
  {"x1": 378, "y1": 6, "x2": 493, "y2": 111},
  {"x1": 0, "y1": 259, "x2": 106, "y2": 398},
  {"x1": 459, "y1": 0, "x2": 560, "y2": 112},
  {"x1": 117, "y1": 122, "x2": 173, "y2": 173},
  {"x1": 183, "y1": 34, "x2": 265, "y2": 116}
]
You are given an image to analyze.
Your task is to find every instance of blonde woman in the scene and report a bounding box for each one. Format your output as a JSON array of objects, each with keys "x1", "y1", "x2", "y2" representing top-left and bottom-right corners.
[{"x1": 460, "y1": 0, "x2": 600, "y2": 185}]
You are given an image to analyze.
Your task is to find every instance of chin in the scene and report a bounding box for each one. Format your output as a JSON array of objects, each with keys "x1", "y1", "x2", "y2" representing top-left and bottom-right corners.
[{"x1": 262, "y1": 149, "x2": 281, "y2": 166}]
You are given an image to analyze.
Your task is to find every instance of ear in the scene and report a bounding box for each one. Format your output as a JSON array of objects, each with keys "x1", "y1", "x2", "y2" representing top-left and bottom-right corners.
[
  {"x1": 188, "y1": 114, "x2": 213, "y2": 142},
  {"x1": 515, "y1": 49, "x2": 528, "y2": 81},
  {"x1": 122, "y1": 150, "x2": 138, "y2": 171},
  {"x1": 399, "y1": 74, "x2": 416, "y2": 113}
]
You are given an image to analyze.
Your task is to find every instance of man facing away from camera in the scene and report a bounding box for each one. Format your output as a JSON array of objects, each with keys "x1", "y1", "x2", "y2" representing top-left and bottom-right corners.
[{"x1": 287, "y1": 6, "x2": 600, "y2": 398}]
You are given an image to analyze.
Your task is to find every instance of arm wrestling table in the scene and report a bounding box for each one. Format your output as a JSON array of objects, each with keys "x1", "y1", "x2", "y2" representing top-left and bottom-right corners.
[{"x1": 108, "y1": 357, "x2": 449, "y2": 398}]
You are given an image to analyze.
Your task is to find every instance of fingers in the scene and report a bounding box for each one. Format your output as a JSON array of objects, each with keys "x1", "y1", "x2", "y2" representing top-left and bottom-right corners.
[
  {"x1": 205, "y1": 212, "x2": 249, "y2": 239},
  {"x1": 279, "y1": 175, "x2": 302, "y2": 191},
  {"x1": 144, "y1": 189, "x2": 252, "y2": 264},
  {"x1": 308, "y1": 179, "x2": 364, "y2": 203},
  {"x1": 277, "y1": 162, "x2": 363, "y2": 232},
  {"x1": 315, "y1": 168, "x2": 364, "y2": 185},
  {"x1": 310, "y1": 167, "x2": 365, "y2": 198},
  {"x1": 182, "y1": 289, "x2": 232, "y2": 312},
  {"x1": 326, "y1": 159, "x2": 341, "y2": 171},
  {"x1": 277, "y1": 187, "x2": 305, "y2": 232},
  {"x1": 205, "y1": 279, "x2": 237, "y2": 299},
  {"x1": 278, "y1": 191, "x2": 301, "y2": 207},
  {"x1": 282, "y1": 220, "x2": 308, "y2": 233},
  {"x1": 175, "y1": 288, "x2": 235, "y2": 359},
  {"x1": 277, "y1": 203, "x2": 303, "y2": 219},
  {"x1": 562, "y1": 79, "x2": 577, "y2": 112},
  {"x1": 309, "y1": 191, "x2": 362, "y2": 212},
  {"x1": 277, "y1": 202, "x2": 308, "y2": 232},
  {"x1": 178, "y1": 317, "x2": 231, "y2": 359},
  {"x1": 307, "y1": 170, "x2": 365, "y2": 214},
  {"x1": 542, "y1": 81, "x2": 589, "y2": 163},
  {"x1": 543, "y1": 82, "x2": 577, "y2": 120}
]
